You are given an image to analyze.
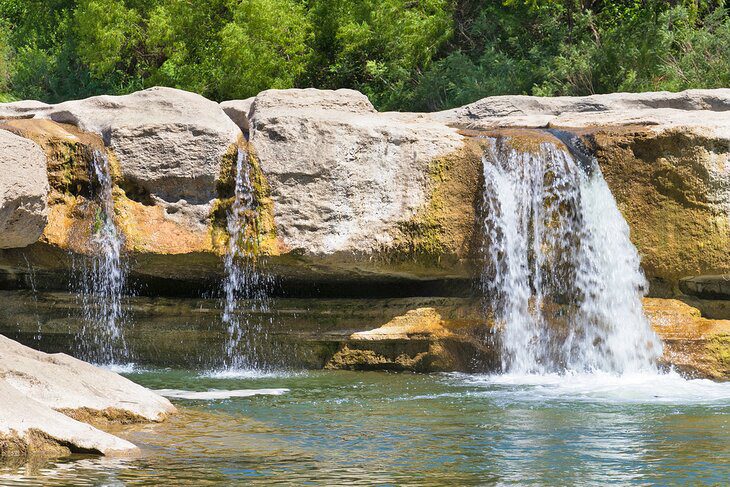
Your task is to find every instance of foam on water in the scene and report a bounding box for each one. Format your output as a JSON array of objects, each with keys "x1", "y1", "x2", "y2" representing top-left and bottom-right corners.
[
  {"x1": 156, "y1": 388, "x2": 289, "y2": 400},
  {"x1": 454, "y1": 371, "x2": 730, "y2": 405},
  {"x1": 201, "y1": 368, "x2": 302, "y2": 380},
  {"x1": 480, "y1": 135, "x2": 661, "y2": 375}
]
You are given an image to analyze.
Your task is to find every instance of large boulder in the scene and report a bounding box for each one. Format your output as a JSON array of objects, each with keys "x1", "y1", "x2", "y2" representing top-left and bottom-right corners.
[
  {"x1": 38, "y1": 87, "x2": 241, "y2": 206},
  {"x1": 0, "y1": 130, "x2": 49, "y2": 248},
  {"x1": 248, "y1": 88, "x2": 465, "y2": 269}
]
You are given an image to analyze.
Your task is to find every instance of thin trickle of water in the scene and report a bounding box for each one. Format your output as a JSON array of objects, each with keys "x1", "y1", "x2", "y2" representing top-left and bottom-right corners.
[
  {"x1": 76, "y1": 149, "x2": 129, "y2": 365},
  {"x1": 222, "y1": 147, "x2": 272, "y2": 370},
  {"x1": 480, "y1": 136, "x2": 661, "y2": 374}
]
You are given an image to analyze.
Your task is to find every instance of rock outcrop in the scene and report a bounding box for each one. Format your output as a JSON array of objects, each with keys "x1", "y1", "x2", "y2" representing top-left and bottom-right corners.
[
  {"x1": 326, "y1": 307, "x2": 493, "y2": 372},
  {"x1": 0, "y1": 334, "x2": 175, "y2": 458},
  {"x1": 0, "y1": 130, "x2": 49, "y2": 248},
  {"x1": 248, "y1": 88, "x2": 466, "y2": 277},
  {"x1": 0, "y1": 86, "x2": 728, "y2": 379},
  {"x1": 432, "y1": 89, "x2": 730, "y2": 137},
  {"x1": 646, "y1": 298, "x2": 730, "y2": 379}
]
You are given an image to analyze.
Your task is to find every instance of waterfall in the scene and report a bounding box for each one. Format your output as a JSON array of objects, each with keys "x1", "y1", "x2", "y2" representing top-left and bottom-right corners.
[
  {"x1": 480, "y1": 135, "x2": 661, "y2": 375},
  {"x1": 76, "y1": 149, "x2": 129, "y2": 365},
  {"x1": 222, "y1": 147, "x2": 271, "y2": 370}
]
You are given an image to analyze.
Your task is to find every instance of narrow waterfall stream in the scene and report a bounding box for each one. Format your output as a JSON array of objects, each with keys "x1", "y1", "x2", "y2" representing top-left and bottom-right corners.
[
  {"x1": 480, "y1": 135, "x2": 662, "y2": 374},
  {"x1": 76, "y1": 149, "x2": 129, "y2": 365},
  {"x1": 221, "y1": 147, "x2": 271, "y2": 371}
]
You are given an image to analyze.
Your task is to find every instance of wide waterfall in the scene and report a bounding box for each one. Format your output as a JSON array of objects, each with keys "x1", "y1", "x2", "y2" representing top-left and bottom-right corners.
[
  {"x1": 75, "y1": 149, "x2": 129, "y2": 365},
  {"x1": 221, "y1": 147, "x2": 271, "y2": 370},
  {"x1": 480, "y1": 135, "x2": 662, "y2": 375}
]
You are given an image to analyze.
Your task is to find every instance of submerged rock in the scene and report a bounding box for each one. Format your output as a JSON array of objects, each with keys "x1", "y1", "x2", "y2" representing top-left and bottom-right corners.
[
  {"x1": 0, "y1": 130, "x2": 49, "y2": 249},
  {"x1": 0, "y1": 334, "x2": 175, "y2": 459}
]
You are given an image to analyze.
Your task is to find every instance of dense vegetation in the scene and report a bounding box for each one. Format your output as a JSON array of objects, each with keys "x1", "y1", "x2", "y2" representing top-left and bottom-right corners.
[{"x1": 0, "y1": 1, "x2": 728, "y2": 110}]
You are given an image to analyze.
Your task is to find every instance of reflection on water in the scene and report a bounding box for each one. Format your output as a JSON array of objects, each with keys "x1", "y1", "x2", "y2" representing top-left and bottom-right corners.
[{"x1": 2, "y1": 369, "x2": 729, "y2": 485}]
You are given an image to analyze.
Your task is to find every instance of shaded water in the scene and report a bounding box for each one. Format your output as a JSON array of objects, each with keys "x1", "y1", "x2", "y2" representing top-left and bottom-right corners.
[
  {"x1": 480, "y1": 137, "x2": 660, "y2": 374},
  {"x1": 2, "y1": 369, "x2": 729, "y2": 485}
]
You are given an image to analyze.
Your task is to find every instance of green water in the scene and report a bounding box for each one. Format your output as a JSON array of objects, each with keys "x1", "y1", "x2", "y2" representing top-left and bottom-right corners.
[{"x1": 2, "y1": 368, "x2": 729, "y2": 486}]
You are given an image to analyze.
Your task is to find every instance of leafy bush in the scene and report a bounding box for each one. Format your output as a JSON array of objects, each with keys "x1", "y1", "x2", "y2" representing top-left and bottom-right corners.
[{"x1": 0, "y1": 0, "x2": 728, "y2": 109}]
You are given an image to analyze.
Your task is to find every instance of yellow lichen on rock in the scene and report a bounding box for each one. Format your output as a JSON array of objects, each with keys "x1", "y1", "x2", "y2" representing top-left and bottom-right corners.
[
  {"x1": 593, "y1": 128, "x2": 730, "y2": 291},
  {"x1": 645, "y1": 297, "x2": 730, "y2": 379}
]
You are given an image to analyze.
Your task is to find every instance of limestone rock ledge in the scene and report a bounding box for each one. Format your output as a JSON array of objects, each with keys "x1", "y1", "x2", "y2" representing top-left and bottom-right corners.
[
  {"x1": 326, "y1": 307, "x2": 495, "y2": 372},
  {"x1": 646, "y1": 298, "x2": 730, "y2": 379},
  {"x1": 0, "y1": 335, "x2": 175, "y2": 459}
]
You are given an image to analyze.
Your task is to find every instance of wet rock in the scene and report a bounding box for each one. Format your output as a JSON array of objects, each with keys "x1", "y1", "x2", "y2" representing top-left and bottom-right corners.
[
  {"x1": 679, "y1": 275, "x2": 730, "y2": 300},
  {"x1": 0, "y1": 130, "x2": 49, "y2": 249},
  {"x1": 645, "y1": 298, "x2": 730, "y2": 379}
]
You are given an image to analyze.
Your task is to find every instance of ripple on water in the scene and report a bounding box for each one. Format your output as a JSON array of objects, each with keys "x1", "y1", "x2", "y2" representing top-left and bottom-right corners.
[{"x1": 155, "y1": 388, "x2": 289, "y2": 400}]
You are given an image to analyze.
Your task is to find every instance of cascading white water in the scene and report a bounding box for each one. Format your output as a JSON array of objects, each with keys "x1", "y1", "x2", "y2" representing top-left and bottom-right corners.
[
  {"x1": 480, "y1": 135, "x2": 661, "y2": 375},
  {"x1": 222, "y1": 147, "x2": 271, "y2": 370},
  {"x1": 76, "y1": 149, "x2": 129, "y2": 365}
]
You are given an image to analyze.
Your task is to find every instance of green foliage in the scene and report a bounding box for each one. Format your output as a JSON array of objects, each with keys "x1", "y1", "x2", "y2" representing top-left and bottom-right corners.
[{"x1": 0, "y1": 0, "x2": 728, "y2": 109}]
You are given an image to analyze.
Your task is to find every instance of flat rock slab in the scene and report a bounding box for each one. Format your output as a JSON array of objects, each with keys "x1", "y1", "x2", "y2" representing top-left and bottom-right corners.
[
  {"x1": 0, "y1": 335, "x2": 175, "y2": 422},
  {"x1": 0, "y1": 381, "x2": 138, "y2": 457}
]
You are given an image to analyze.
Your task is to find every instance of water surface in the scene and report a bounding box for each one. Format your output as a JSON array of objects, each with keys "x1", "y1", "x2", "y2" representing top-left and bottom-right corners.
[{"x1": 2, "y1": 369, "x2": 729, "y2": 485}]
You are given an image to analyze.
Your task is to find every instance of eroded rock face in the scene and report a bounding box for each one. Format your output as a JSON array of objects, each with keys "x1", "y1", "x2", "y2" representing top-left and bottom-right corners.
[
  {"x1": 326, "y1": 307, "x2": 493, "y2": 372},
  {"x1": 38, "y1": 87, "x2": 241, "y2": 206},
  {"x1": 0, "y1": 88, "x2": 242, "y2": 259},
  {"x1": 249, "y1": 88, "x2": 465, "y2": 262},
  {"x1": 646, "y1": 298, "x2": 730, "y2": 379},
  {"x1": 0, "y1": 130, "x2": 49, "y2": 249},
  {"x1": 591, "y1": 128, "x2": 729, "y2": 292}
]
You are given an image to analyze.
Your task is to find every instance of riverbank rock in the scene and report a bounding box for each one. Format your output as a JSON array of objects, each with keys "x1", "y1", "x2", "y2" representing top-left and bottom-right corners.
[
  {"x1": 0, "y1": 86, "x2": 727, "y2": 299},
  {"x1": 0, "y1": 130, "x2": 49, "y2": 249},
  {"x1": 0, "y1": 381, "x2": 138, "y2": 458},
  {"x1": 646, "y1": 298, "x2": 730, "y2": 379},
  {"x1": 0, "y1": 335, "x2": 175, "y2": 422},
  {"x1": 0, "y1": 334, "x2": 175, "y2": 459}
]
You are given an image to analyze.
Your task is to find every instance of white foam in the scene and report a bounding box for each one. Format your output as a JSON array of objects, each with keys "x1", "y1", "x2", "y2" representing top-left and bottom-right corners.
[
  {"x1": 201, "y1": 368, "x2": 302, "y2": 380},
  {"x1": 155, "y1": 388, "x2": 289, "y2": 400},
  {"x1": 456, "y1": 371, "x2": 730, "y2": 405},
  {"x1": 98, "y1": 362, "x2": 144, "y2": 374}
]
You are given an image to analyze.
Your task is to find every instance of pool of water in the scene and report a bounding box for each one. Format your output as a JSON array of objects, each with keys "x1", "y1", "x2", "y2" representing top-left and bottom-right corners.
[{"x1": 2, "y1": 368, "x2": 730, "y2": 485}]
